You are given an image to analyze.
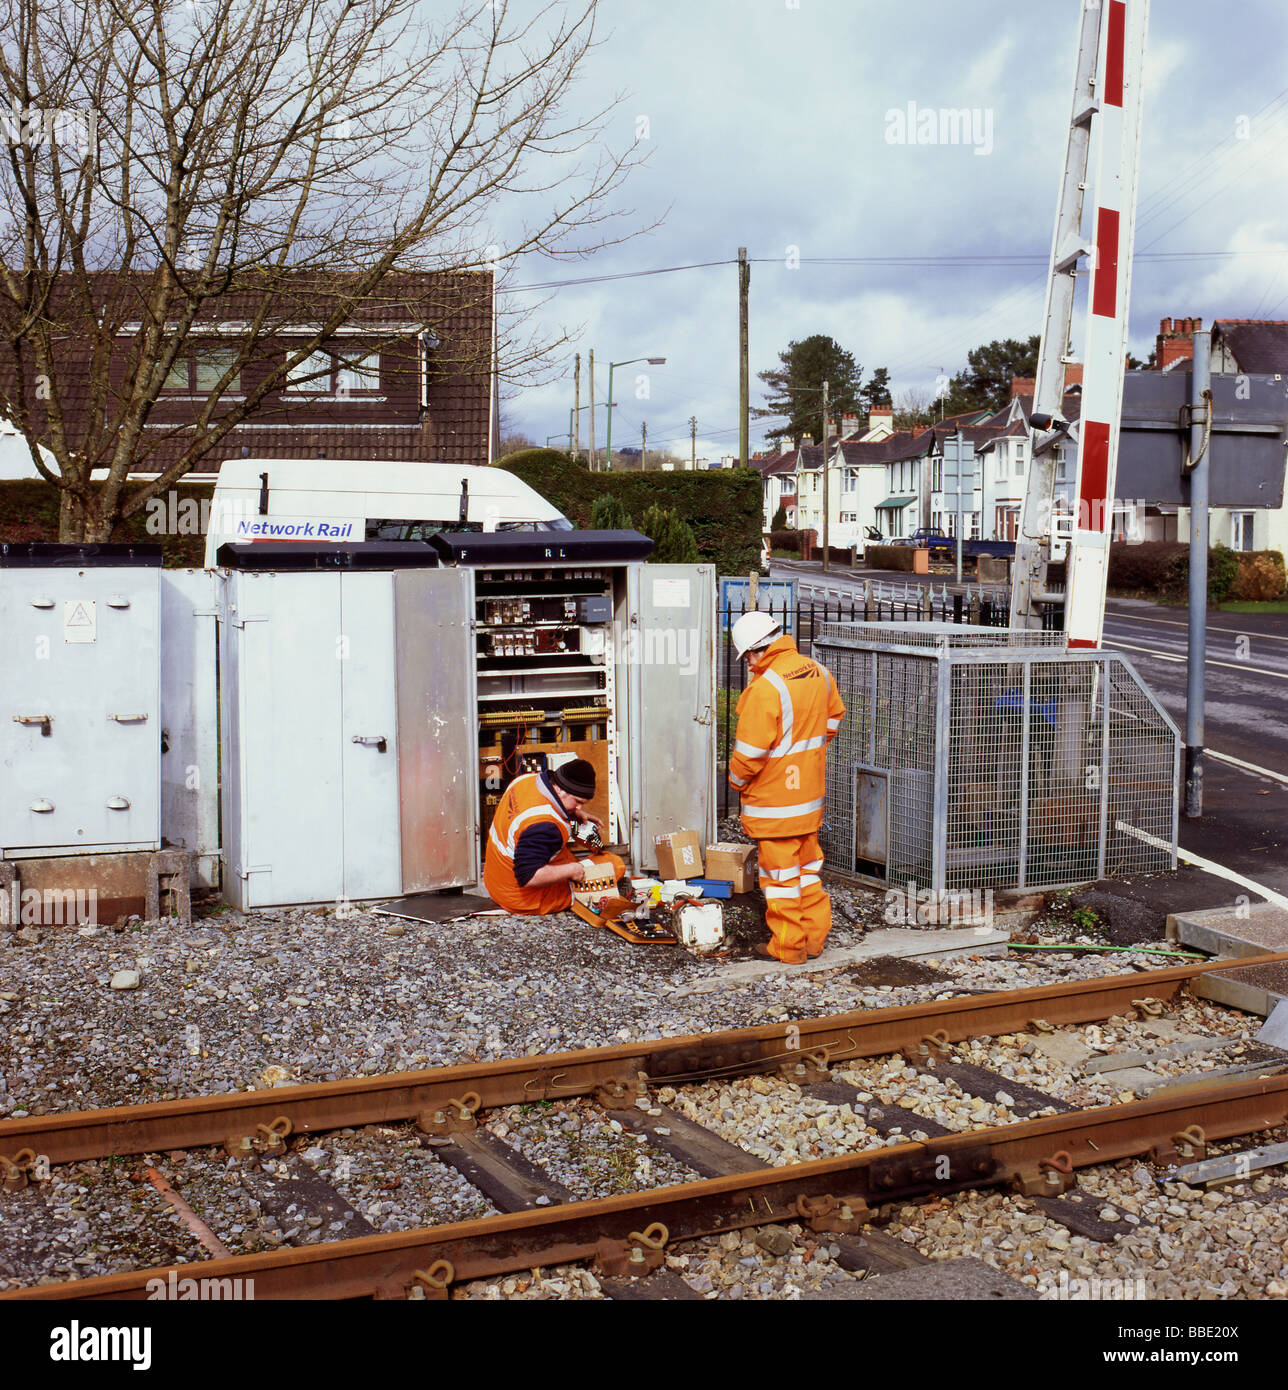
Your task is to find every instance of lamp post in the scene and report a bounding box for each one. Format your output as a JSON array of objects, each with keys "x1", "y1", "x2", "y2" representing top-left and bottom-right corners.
[
  {"x1": 546, "y1": 432, "x2": 571, "y2": 448},
  {"x1": 606, "y1": 356, "x2": 666, "y2": 470}
]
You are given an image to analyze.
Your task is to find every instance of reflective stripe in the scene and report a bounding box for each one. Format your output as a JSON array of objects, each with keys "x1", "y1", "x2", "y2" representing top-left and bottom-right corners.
[
  {"x1": 781, "y1": 735, "x2": 826, "y2": 755},
  {"x1": 827, "y1": 717, "x2": 842, "y2": 731},
  {"x1": 741, "y1": 797, "x2": 826, "y2": 819},
  {"x1": 760, "y1": 864, "x2": 800, "y2": 881},
  {"x1": 802, "y1": 858, "x2": 823, "y2": 872},
  {"x1": 734, "y1": 739, "x2": 769, "y2": 758},
  {"x1": 488, "y1": 825, "x2": 510, "y2": 859},
  {"x1": 763, "y1": 668, "x2": 794, "y2": 756},
  {"x1": 762, "y1": 884, "x2": 801, "y2": 900},
  {"x1": 503, "y1": 804, "x2": 560, "y2": 857},
  {"x1": 729, "y1": 773, "x2": 748, "y2": 789},
  {"x1": 800, "y1": 874, "x2": 821, "y2": 888}
]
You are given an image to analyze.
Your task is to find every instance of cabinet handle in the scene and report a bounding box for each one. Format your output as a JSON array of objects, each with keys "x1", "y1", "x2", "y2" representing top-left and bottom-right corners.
[
  {"x1": 108, "y1": 713, "x2": 149, "y2": 724},
  {"x1": 352, "y1": 735, "x2": 388, "y2": 753},
  {"x1": 14, "y1": 715, "x2": 52, "y2": 737}
]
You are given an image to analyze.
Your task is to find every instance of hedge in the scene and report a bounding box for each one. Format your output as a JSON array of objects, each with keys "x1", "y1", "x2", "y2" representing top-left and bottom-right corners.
[
  {"x1": 1107, "y1": 541, "x2": 1286, "y2": 602},
  {"x1": 864, "y1": 544, "x2": 919, "y2": 572},
  {"x1": 0, "y1": 478, "x2": 209, "y2": 566},
  {"x1": 501, "y1": 454, "x2": 763, "y2": 575},
  {"x1": 769, "y1": 528, "x2": 802, "y2": 553}
]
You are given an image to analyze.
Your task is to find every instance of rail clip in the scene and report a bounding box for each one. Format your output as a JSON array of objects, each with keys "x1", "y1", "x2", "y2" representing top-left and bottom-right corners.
[
  {"x1": 594, "y1": 1222, "x2": 669, "y2": 1277},
  {"x1": 793, "y1": 1193, "x2": 871, "y2": 1233},
  {"x1": 417, "y1": 1092, "x2": 482, "y2": 1137}
]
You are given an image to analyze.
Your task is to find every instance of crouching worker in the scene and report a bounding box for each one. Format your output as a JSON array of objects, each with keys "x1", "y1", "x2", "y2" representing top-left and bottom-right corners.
[{"x1": 483, "y1": 758, "x2": 625, "y2": 915}]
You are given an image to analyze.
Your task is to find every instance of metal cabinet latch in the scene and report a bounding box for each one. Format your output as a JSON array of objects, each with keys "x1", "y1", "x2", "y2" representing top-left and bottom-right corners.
[
  {"x1": 14, "y1": 715, "x2": 52, "y2": 737},
  {"x1": 352, "y1": 735, "x2": 388, "y2": 753},
  {"x1": 108, "y1": 713, "x2": 148, "y2": 724}
]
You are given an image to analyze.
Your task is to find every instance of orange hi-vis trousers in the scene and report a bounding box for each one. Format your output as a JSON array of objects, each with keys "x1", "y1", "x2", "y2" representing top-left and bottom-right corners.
[{"x1": 756, "y1": 833, "x2": 831, "y2": 964}]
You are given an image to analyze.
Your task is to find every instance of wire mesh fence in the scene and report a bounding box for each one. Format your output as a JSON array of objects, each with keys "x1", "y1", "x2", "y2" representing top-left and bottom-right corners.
[
  {"x1": 812, "y1": 626, "x2": 1179, "y2": 893},
  {"x1": 719, "y1": 585, "x2": 1032, "y2": 821}
]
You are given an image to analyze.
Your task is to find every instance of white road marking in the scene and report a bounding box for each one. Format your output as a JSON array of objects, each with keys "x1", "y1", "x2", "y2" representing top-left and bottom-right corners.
[
  {"x1": 1105, "y1": 610, "x2": 1288, "y2": 644},
  {"x1": 1115, "y1": 821, "x2": 1288, "y2": 910},
  {"x1": 1103, "y1": 639, "x2": 1287, "y2": 680},
  {"x1": 1205, "y1": 748, "x2": 1288, "y2": 788}
]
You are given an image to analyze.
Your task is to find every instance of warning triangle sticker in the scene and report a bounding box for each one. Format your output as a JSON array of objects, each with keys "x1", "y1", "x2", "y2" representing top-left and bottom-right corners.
[{"x1": 66, "y1": 602, "x2": 92, "y2": 626}]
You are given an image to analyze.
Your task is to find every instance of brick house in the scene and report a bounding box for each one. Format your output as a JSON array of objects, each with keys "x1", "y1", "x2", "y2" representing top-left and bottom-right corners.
[{"x1": 2, "y1": 269, "x2": 496, "y2": 474}]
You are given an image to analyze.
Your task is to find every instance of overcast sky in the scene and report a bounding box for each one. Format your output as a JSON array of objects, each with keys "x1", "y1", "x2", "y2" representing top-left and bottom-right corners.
[{"x1": 498, "y1": 0, "x2": 1288, "y2": 463}]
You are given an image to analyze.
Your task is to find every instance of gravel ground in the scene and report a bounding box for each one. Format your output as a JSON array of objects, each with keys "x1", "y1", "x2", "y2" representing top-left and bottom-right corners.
[
  {"x1": 882, "y1": 1162, "x2": 1288, "y2": 1300},
  {"x1": 0, "y1": 900, "x2": 1200, "y2": 1123},
  {"x1": 3, "y1": 851, "x2": 1284, "y2": 1300}
]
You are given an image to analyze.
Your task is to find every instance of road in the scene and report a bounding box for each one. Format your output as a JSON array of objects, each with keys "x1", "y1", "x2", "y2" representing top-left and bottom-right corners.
[{"x1": 770, "y1": 560, "x2": 1288, "y2": 903}]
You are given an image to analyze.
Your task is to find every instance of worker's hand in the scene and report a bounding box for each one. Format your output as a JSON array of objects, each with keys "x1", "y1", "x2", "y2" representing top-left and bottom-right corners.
[
  {"x1": 580, "y1": 812, "x2": 605, "y2": 831},
  {"x1": 567, "y1": 860, "x2": 588, "y2": 883}
]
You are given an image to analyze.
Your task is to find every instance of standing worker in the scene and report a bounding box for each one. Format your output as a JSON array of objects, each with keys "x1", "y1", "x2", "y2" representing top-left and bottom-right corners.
[
  {"x1": 728, "y1": 613, "x2": 845, "y2": 964},
  {"x1": 483, "y1": 758, "x2": 625, "y2": 915}
]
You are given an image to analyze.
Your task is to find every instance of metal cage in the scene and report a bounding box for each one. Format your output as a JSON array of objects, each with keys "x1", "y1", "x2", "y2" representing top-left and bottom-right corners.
[{"x1": 815, "y1": 623, "x2": 1180, "y2": 893}]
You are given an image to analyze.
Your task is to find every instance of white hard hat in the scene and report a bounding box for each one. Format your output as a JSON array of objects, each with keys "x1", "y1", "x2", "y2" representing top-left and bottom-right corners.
[{"x1": 731, "y1": 610, "x2": 782, "y2": 658}]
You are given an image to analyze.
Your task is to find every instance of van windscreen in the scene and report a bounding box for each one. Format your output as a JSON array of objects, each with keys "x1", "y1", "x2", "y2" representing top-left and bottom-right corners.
[{"x1": 366, "y1": 518, "x2": 483, "y2": 541}]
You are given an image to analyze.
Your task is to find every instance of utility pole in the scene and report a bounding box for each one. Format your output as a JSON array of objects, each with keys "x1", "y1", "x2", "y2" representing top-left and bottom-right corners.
[
  {"x1": 1185, "y1": 327, "x2": 1212, "y2": 817},
  {"x1": 588, "y1": 348, "x2": 596, "y2": 471},
  {"x1": 738, "y1": 247, "x2": 750, "y2": 469},
  {"x1": 641, "y1": 420, "x2": 647, "y2": 470},
  {"x1": 821, "y1": 379, "x2": 830, "y2": 573},
  {"x1": 573, "y1": 353, "x2": 581, "y2": 463},
  {"x1": 690, "y1": 416, "x2": 697, "y2": 470}
]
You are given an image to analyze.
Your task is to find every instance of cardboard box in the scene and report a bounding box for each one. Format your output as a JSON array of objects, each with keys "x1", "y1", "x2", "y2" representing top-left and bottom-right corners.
[
  {"x1": 654, "y1": 829, "x2": 704, "y2": 880},
  {"x1": 704, "y1": 842, "x2": 758, "y2": 893}
]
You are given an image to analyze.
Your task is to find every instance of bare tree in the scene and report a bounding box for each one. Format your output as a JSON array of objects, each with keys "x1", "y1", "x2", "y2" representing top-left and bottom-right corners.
[
  {"x1": 893, "y1": 386, "x2": 936, "y2": 430},
  {"x1": 0, "y1": 0, "x2": 647, "y2": 539}
]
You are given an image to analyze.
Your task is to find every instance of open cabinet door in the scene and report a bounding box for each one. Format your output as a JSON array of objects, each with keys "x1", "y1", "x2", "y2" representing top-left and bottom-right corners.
[
  {"x1": 394, "y1": 568, "x2": 478, "y2": 892},
  {"x1": 624, "y1": 564, "x2": 716, "y2": 870}
]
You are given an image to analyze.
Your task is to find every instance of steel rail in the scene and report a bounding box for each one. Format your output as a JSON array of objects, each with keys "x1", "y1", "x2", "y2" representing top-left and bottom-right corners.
[
  {"x1": 9, "y1": 1070, "x2": 1288, "y2": 1301},
  {"x1": 3, "y1": 950, "x2": 1284, "y2": 1167}
]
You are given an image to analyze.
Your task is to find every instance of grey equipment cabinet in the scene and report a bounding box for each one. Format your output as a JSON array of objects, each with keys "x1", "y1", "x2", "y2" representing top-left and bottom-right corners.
[
  {"x1": 623, "y1": 561, "x2": 717, "y2": 868},
  {"x1": 217, "y1": 544, "x2": 477, "y2": 909},
  {"x1": 0, "y1": 543, "x2": 161, "y2": 857}
]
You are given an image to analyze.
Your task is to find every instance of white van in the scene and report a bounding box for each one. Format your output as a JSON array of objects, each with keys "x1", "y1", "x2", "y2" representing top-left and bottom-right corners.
[{"x1": 202, "y1": 458, "x2": 572, "y2": 567}]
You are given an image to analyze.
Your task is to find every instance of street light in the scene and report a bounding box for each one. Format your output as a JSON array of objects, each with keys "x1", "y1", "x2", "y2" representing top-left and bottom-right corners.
[
  {"x1": 606, "y1": 356, "x2": 666, "y2": 470},
  {"x1": 546, "y1": 431, "x2": 571, "y2": 447}
]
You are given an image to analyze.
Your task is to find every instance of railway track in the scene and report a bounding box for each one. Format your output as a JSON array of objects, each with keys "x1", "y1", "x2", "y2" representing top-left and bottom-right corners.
[{"x1": 3, "y1": 950, "x2": 1287, "y2": 1301}]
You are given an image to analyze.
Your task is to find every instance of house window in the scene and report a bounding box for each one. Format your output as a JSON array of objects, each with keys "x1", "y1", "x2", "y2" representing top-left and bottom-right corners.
[
  {"x1": 840, "y1": 511, "x2": 857, "y2": 523},
  {"x1": 337, "y1": 352, "x2": 381, "y2": 395},
  {"x1": 1231, "y1": 511, "x2": 1256, "y2": 551},
  {"x1": 932, "y1": 457, "x2": 942, "y2": 492},
  {"x1": 287, "y1": 350, "x2": 333, "y2": 392},
  {"x1": 286, "y1": 349, "x2": 382, "y2": 395},
  {"x1": 843, "y1": 470, "x2": 857, "y2": 493},
  {"x1": 163, "y1": 347, "x2": 241, "y2": 394},
  {"x1": 994, "y1": 448, "x2": 1006, "y2": 481},
  {"x1": 1014, "y1": 442, "x2": 1025, "y2": 477},
  {"x1": 1055, "y1": 447, "x2": 1070, "y2": 482}
]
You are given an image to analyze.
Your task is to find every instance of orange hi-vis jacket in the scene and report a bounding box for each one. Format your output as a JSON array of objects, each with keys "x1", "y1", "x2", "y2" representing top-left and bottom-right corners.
[
  {"x1": 483, "y1": 771, "x2": 576, "y2": 914},
  {"x1": 728, "y1": 635, "x2": 845, "y2": 838}
]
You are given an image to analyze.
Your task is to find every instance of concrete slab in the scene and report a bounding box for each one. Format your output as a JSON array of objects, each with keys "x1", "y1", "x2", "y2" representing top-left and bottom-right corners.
[
  {"x1": 1195, "y1": 959, "x2": 1288, "y2": 1018},
  {"x1": 672, "y1": 925, "x2": 1009, "y2": 996},
  {"x1": 800, "y1": 1256, "x2": 1037, "y2": 1301},
  {"x1": 1167, "y1": 903, "x2": 1288, "y2": 958},
  {"x1": 1257, "y1": 1000, "x2": 1288, "y2": 1050}
]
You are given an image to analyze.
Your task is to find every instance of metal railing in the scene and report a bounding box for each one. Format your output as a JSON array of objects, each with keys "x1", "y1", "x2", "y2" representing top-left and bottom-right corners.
[{"x1": 718, "y1": 589, "x2": 1031, "y2": 819}]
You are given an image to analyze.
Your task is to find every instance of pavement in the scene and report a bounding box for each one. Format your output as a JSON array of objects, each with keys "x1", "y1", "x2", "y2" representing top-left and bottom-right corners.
[{"x1": 769, "y1": 559, "x2": 1288, "y2": 925}]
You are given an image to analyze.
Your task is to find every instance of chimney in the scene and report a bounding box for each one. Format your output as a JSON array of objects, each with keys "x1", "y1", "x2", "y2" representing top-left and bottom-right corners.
[
  {"x1": 841, "y1": 413, "x2": 861, "y2": 438},
  {"x1": 867, "y1": 407, "x2": 893, "y2": 436},
  {"x1": 1155, "y1": 315, "x2": 1200, "y2": 370}
]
